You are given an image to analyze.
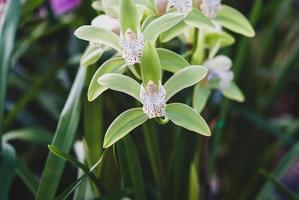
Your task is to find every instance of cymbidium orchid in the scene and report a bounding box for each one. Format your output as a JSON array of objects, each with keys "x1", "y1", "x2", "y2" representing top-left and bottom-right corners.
[
  {"x1": 204, "y1": 55, "x2": 234, "y2": 90},
  {"x1": 192, "y1": 55, "x2": 245, "y2": 113},
  {"x1": 96, "y1": 41, "x2": 211, "y2": 148},
  {"x1": 75, "y1": 0, "x2": 185, "y2": 66}
]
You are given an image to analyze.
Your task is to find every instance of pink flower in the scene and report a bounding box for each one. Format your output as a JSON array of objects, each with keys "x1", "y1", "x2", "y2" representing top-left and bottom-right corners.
[{"x1": 50, "y1": 0, "x2": 80, "y2": 15}]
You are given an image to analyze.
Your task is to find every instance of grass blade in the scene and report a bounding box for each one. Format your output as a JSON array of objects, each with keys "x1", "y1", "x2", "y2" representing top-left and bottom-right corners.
[
  {"x1": 54, "y1": 153, "x2": 105, "y2": 200},
  {"x1": 3, "y1": 129, "x2": 53, "y2": 145},
  {"x1": 0, "y1": 0, "x2": 21, "y2": 144},
  {"x1": 117, "y1": 136, "x2": 146, "y2": 200},
  {"x1": 0, "y1": 143, "x2": 17, "y2": 200},
  {"x1": 36, "y1": 67, "x2": 86, "y2": 200},
  {"x1": 16, "y1": 158, "x2": 39, "y2": 195}
]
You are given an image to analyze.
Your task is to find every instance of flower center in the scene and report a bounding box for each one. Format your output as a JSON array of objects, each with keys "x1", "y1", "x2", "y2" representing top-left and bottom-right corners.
[
  {"x1": 140, "y1": 81, "x2": 166, "y2": 119},
  {"x1": 169, "y1": 0, "x2": 193, "y2": 15},
  {"x1": 200, "y1": 0, "x2": 221, "y2": 18},
  {"x1": 119, "y1": 29, "x2": 145, "y2": 65}
]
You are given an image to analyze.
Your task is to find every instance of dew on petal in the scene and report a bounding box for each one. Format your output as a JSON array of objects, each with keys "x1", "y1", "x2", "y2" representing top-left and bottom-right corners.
[{"x1": 140, "y1": 81, "x2": 166, "y2": 119}]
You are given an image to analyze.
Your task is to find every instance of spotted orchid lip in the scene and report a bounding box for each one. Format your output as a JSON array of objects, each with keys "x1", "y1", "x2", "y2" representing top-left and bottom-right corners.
[
  {"x1": 169, "y1": 0, "x2": 193, "y2": 15},
  {"x1": 119, "y1": 30, "x2": 145, "y2": 65},
  {"x1": 140, "y1": 81, "x2": 166, "y2": 119}
]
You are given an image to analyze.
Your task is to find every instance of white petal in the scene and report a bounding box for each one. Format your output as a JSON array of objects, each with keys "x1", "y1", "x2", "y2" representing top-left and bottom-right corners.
[{"x1": 91, "y1": 15, "x2": 120, "y2": 34}]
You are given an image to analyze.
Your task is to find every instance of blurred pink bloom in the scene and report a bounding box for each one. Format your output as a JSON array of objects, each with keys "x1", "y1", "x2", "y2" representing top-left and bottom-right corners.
[{"x1": 50, "y1": 0, "x2": 80, "y2": 15}]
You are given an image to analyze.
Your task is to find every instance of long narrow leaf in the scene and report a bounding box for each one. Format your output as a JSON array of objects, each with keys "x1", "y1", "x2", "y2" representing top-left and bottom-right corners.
[
  {"x1": 0, "y1": 143, "x2": 17, "y2": 200},
  {"x1": 0, "y1": 0, "x2": 21, "y2": 141},
  {"x1": 3, "y1": 129, "x2": 52, "y2": 145},
  {"x1": 16, "y1": 158, "x2": 39, "y2": 195},
  {"x1": 36, "y1": 67, "x2": 86, "y2": 200},
  {"x1": 54, "y1": 153, "x2": 105, "y2": 200}
]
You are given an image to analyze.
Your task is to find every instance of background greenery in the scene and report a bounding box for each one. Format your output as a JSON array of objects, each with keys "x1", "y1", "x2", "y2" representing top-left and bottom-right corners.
[{"x1": 1, "y1": 0, "x2": 299, "y2": 199}]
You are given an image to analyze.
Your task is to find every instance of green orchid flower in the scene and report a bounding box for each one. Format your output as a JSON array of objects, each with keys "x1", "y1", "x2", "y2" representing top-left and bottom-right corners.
[{"x1": 97, "y1": 41, "x2": 211, "y2": 148}]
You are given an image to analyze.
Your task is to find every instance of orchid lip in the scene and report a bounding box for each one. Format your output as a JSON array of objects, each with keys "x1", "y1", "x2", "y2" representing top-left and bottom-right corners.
[
  {"x1": 119, "y1": 29, "x2": 145, "y2": 65},
  {"x1": 140, "y1": 81, "x2": 166, "y2": 119}
]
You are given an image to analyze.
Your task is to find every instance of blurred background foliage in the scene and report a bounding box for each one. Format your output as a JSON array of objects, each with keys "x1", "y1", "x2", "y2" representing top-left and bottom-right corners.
[{"x1": 1, "y1": 0, "x2": 299, "y2": 199}]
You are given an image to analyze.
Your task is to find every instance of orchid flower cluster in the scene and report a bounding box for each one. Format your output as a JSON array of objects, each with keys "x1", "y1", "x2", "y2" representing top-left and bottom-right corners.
[{"x1": 75, "y1": 0, "x2": 254, "y2": 148}]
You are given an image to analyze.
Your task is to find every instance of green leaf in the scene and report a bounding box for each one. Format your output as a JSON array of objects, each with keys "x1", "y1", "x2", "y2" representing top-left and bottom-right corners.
[
  {"x1": 48, "y1": 145, "x2": 89, "y2": 172},
  {"x1": 81, "y1": 45, "x2": 104, "y2": 67},
  {"x1": 36, "y1": 67, "x2": 86, "y2": 200},
  {"x1": 16, "y1": 158, "x2": 39, "y2": 195},
  {"x1": 103, "y1": 108, "x2": 148, "y2": 148},
  {"x1": 120, "y1": 0, "x2": 139, "y2": 33},
  {"x1": 160, "y1": 21, "x2": 188, "y2": 43},
  {"x1": 122, "y1": 136, "x2": 147, "y2": 200},
  {"x1": 157, "y1": 48, "x2": 189, "y2": 73},
  {"x1": 140, "y1": 41, "x2": 162, "y2": 85},
  {"x1": 3, "y1": 128, "x2": 53, "y2": 144},
  {"x1": 221, "y1": 82, "x2": 245, "y2": 102},
  {"x1": 74, "y1": 26, "x2": 121, "y2": 52},
  {"x1": 83, "y1": 80, "x2": 104, "y2": 177},
  {"x1": 192, "y1": 84, "x2": 211, "y2": 113},
  {"x1": 166, "y1": 103, "x2": 211, "y2": 136},
  {"x1": 143, "y1": 12, "x2": 185, "y2": 42},
  {"x1": 257, "y1": 143, "x2": 299, "y2": 200},
  {"x1": 259, "y1": 169, "x2": 299, "y2": 200},
  {"x1": 88, "y1": 57, "x2": 126, "y2": 102},
  {"x1": 0, "y1": 0, "x2": 20, "y2": 138},
  {"x1": 184, "y1": 9, "x2": 214, "y2": 29},
  {"x1": 54, "y1": 153, "x2": 105, "y2": 200},
  {"x1": 164, "y1": 65, "x2": 207, "y2": 101},
  {"x1": 0, "y1": 143, "x2": 17, "y2": 200},
  {"x1": 215, "y1": 5, "x2": 255, "y2": 37},
  {"x1": 48, "y1": 145, "x2": 107, "y2": 194},
  {"x1": 98, "y1": 73, "x2": 141, "y2": 102}
]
